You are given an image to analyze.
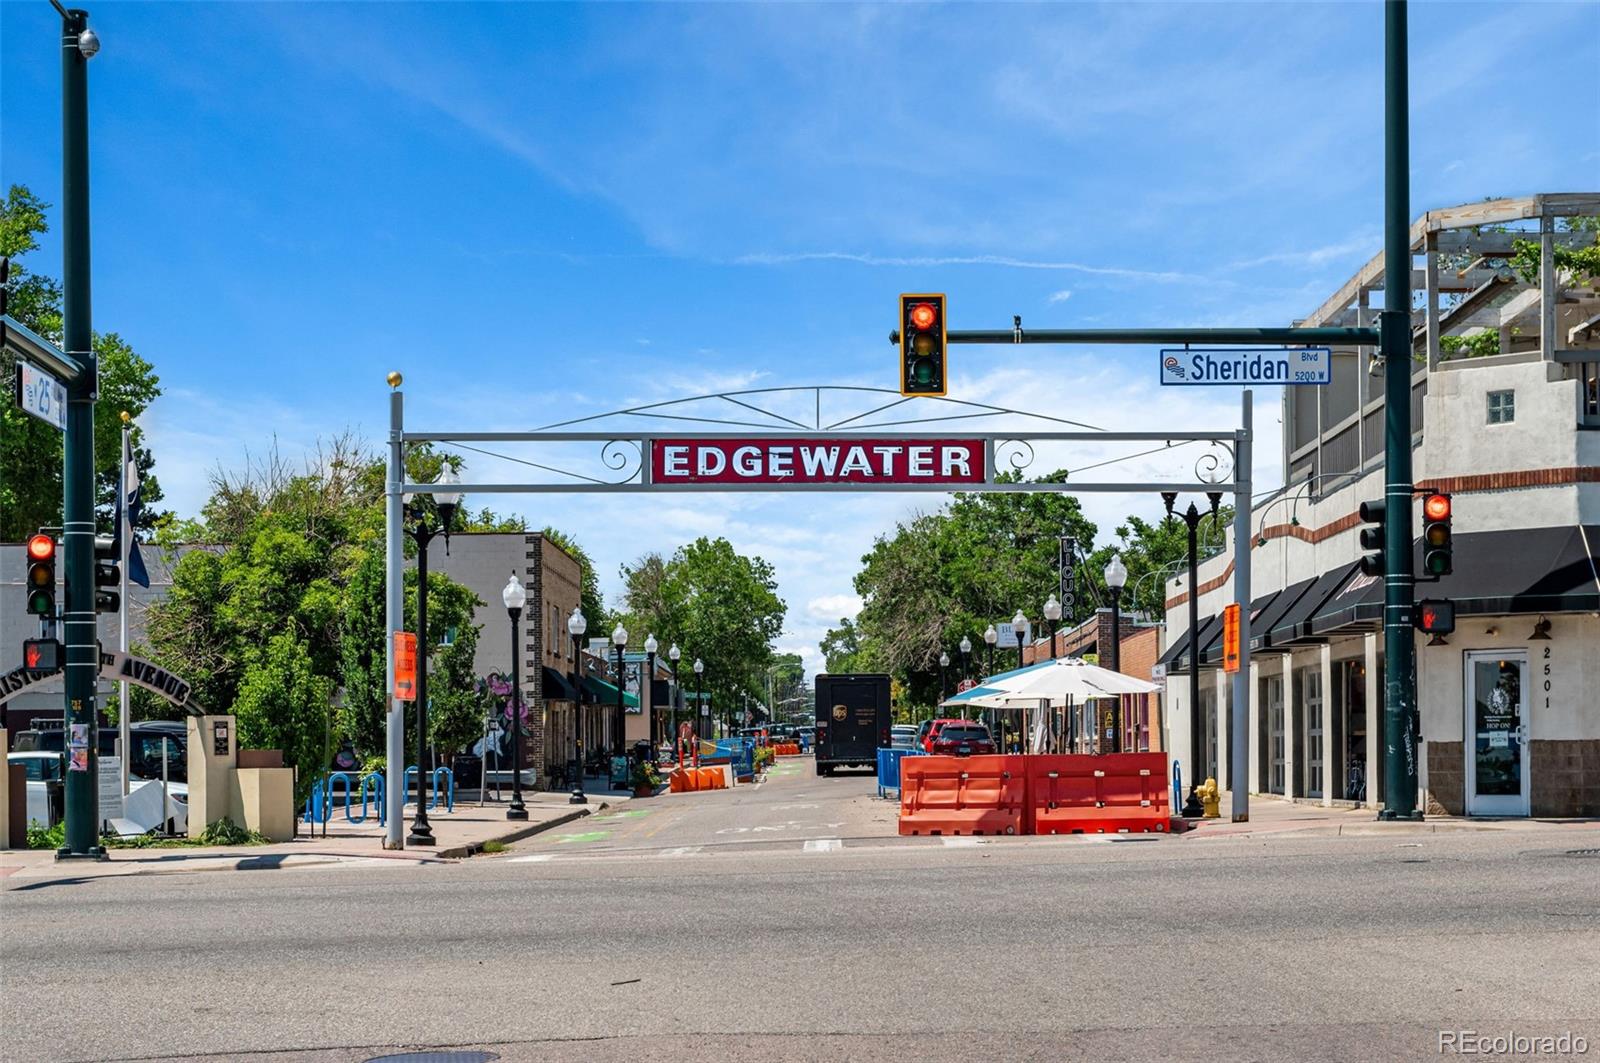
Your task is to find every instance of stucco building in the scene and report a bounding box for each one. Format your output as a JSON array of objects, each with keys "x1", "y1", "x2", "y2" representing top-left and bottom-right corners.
[{"x1": 1159, "y1": 193, "x2": 1600, "y2": 817}]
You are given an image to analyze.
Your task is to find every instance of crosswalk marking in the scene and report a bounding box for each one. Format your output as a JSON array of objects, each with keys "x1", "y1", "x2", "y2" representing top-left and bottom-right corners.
[
  {"x1": 509, "y1": 853, "x2": 555, "y2": 863},
  {"x1": 660, "y1": 847, "x2": 702, "y2": 858},
  {"x1": 803, "y1": 838, "x2": 842, "y2": 852},
  {"x1": 941, "y1": 836, "x2": 986, "y2": 847}
]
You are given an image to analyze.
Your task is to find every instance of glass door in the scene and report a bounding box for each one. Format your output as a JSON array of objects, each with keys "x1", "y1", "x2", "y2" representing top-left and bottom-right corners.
[
  {"x1": 1267, "y1": 676, "x2": 1285, "y2": 795},
  {"x1": 1306, "y1": 669, "x2": 1324, "y2": 799},
  {"x1": 1465, "y1": 652, "x2": 1530, "y2": 816}
]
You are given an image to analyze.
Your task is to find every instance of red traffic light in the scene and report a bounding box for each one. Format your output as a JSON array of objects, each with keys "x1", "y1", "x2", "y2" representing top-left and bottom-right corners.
[
  {"x1": 909, "y1": 302, "x2": 938, "y2": 330},
  {"x1": 27, "y1": 533, "x2": 55, "y2": 561},
  {"x1": 1423, "y1": 493, "x2": 1451, "y2": 521}
]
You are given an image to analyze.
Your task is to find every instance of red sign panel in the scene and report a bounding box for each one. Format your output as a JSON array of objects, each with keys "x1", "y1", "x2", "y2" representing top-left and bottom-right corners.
[
  {"x1": 394, "y1": 632, "x2": 418, "y2": 701},
  {"x1": 649, "y1": 438, "x2": 986, "y2": 486},
  {"x1": 1221, "y1": 604, "x2": 1241, "y2": 674}
]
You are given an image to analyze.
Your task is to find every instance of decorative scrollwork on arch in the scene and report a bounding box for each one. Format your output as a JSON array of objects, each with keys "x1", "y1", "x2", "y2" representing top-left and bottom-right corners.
[
  {"x1": 994, "y1": 439, "x2": 1039, "y2": 477},
  {"x1": 1194, "y1": 445, "x2": 1233, "y2": 485},
  {"x1": 597, "y1": 439, "x2": 645, "y2": 485}
]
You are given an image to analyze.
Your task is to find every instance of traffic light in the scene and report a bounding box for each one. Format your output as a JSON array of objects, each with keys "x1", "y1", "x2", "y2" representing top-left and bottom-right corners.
[
  {"x1": 1421, "y1": 491, "x2": 1453, "y2": 577},
  {"x1": 26, "y1": 533, "x2": 56, "y2": 616},
  {"x1": 899, "y1": 293, "x2": 947, "y2": 396},
  {"x1": 94, "y1": 533, "x2": 121, "y2": 613},
  {"x1": 22, "y1": 637, "x2": 61, "y2": 675},
  {"x1": 1414, "y1": 599, "x2": 1455, "y2": 636},
  {"x1": 1358, "y1": 499, "x2": 1386, "y2": 577}
]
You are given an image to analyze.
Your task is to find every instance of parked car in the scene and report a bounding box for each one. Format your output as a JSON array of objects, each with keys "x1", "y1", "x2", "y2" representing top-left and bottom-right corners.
[
  {"x1": 13, "y1": 720, "x2": 189, "y2": 783},
  {"x1": 889, "y1": 725, "x2": 919, "y2": 750},
  {"x1": 920, "y1": 718, "x2": 969, "y2": 753},
  {"x1": 8, "y1": 751, "x2": 65, "y2": 829},
  {"x1": 929, "y1": 723, "x2": 996, "y2": 757}
]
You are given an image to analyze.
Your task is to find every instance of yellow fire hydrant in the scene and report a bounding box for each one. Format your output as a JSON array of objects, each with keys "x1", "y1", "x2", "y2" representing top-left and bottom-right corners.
[{"x1": 1198, "y1": 777, "x2": 1221, "y2": 819}]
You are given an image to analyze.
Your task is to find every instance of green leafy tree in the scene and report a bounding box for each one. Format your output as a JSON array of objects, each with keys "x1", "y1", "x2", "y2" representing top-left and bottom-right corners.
[
  {"x1": 1, "y1": 184, "x2": 166, "y2": 540},
  {"x1": 620, "y1": 536, "x2": 786, "y2": 725},
  {"x1": 233, "y1": 632, "x2": 335, "y2": 803},
  {"x1": 820, "y1": 617, "x2": 871, "y2": 674},
  {"x1": 542, "y1": 526, "x2": 609, "y2": 634}
]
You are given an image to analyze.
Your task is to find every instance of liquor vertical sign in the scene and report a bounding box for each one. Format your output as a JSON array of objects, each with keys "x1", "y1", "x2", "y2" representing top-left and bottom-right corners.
[{"x1": 1059, "y1": 536, "x2": 1077, "y2": 618}]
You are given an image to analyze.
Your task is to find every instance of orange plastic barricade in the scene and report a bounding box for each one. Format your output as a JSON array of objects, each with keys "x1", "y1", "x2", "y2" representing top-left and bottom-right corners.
[
  {"x1": 1028, "y1": 752, "x2": 1169, "y2": 834},
  {"x1": 899, "y1": 755, "x2": 1025, "y2": 836},
  {"x1": 668, "y1": 769, "x2": 688, "y2": 793}
]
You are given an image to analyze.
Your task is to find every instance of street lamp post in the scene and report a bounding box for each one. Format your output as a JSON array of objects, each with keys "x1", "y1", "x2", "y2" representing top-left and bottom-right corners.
[
  {"x1": 668, "y1": 642, "x2": 681, "y2": 760},
  {"x1": 612, "y1": 622, "x2": 629, "y2": 760},
  {"x1": 404, "y1": 466, "x2": 460, "y2": 846},
  {"x1": 1043, "y1": 594, "x2": 1062, "y2": 661},
  {"x1": 694, "y1": 658, "x2": 705, "y2": 743},
  {"x1": 983, "y1": 624, "x2": 997, "y2": 731},
  {"x1": 1104, "y1": 554, "x2": 1129, "y2": 754},
  {"x1": 501, "y1": 575, "x2": 529, "y2": 820},
  {"x1": 1164, "y1": 491, "x2": 1221, "y2": 817},
  {"x1": 938, "y1": 651, "x2": 950, "y2": 707},
  {"x1": 959, "y1": 635, "x2": 972, "y2": 686},
  {"x1": 644, "y1": 633, "x2": 658, "y2": 754},
  {"x1": 567, "y1": 607, "x2": 588, "y2": 804},
  {"x1": 1012, "y1": 609, "x2": 1028, "y2": 671}
]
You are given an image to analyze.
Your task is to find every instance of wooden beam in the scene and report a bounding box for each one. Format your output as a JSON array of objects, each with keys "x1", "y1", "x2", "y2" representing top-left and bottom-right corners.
[
  {"x1": 1432, "y1": 230, "x2": 1595, "y2": 255},
  {"x1": 1541, "y1": 216, "x2": 1557, "y2": 361}
]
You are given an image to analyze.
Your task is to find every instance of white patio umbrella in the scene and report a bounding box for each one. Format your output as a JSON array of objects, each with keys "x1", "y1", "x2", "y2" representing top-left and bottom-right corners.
[{"x1": 942, "y1": 656, "x2": 1158, "y2": 707}]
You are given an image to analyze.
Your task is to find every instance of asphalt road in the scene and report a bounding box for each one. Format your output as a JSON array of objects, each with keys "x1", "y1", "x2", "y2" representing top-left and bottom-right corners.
[{"x1": 4, "y1": 759, "x2": 1599, "y2": 1063}]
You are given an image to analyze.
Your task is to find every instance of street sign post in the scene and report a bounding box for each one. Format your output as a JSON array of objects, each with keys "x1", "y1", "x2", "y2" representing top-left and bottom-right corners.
[
  {"x1": 1160, "y1": 347, "x2": 1331, "y2": 386},
  {"x1": 15, "y1": 360, "x2": 67, "y2": 430}
]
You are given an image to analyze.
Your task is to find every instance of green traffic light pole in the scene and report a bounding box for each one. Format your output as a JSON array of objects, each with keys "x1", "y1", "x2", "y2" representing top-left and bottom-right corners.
[
  {"x1": 906, "y1": 3, "x2": 1418, "y2": 821},
  {"x1": 57, "y1": 2, "x2": 107, "y2": 860},
  {"x1": 1378, "y1": 0, "x2": 1421, "y2": 820}
]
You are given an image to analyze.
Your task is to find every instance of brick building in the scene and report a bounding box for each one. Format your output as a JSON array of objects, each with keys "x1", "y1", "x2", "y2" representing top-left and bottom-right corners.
[{"x1": 1019, "y1": 608, "x2": 1165, "y2": 753}]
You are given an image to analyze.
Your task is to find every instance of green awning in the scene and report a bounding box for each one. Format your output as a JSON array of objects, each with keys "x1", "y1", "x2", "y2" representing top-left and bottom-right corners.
[{"x1": 581, "y1": 674, "x2": 638, "y2": 707}]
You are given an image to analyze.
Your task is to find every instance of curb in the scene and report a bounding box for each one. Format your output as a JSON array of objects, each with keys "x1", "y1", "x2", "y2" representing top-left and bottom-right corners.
[{"x1": 438, "y1": 802, "x2": 610, "y2": 859}]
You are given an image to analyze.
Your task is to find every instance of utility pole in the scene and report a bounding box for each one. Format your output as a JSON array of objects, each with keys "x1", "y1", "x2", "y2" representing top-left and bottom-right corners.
[
  {"x1": 57, "y1": 3, "x2": 104, "y2": 861},
  {"x1": 1380, "y1": 0, "x2": 1421, "y2": 820}
]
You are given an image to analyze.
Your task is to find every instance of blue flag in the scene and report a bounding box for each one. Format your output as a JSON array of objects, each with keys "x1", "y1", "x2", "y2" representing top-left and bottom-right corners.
[{"x1": 120, "y1": 430, "x2": 151, "y2": 589}]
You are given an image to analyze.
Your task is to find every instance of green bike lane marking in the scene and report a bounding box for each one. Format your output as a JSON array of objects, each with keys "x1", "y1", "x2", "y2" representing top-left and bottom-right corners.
[{"x1": 554, "y1": 830, "x2": 612, "y2": 844}]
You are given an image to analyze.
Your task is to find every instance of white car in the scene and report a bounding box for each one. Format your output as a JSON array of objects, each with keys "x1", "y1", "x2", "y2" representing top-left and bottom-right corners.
[
  {"x1": 8, "y1": 751, "x2": 64, "y2": 830},
  {"x1": 890, "y1": 725, "x2": 919, "y2": 751}
]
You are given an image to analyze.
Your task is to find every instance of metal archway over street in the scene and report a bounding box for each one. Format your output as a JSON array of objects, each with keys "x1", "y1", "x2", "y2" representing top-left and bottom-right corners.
[
  {"x1": 0, "y1": 650, "x2": 200, "y2": 711},
  {"x1": 379, "y1": 383, "x2": 1257, "y2": 847}
]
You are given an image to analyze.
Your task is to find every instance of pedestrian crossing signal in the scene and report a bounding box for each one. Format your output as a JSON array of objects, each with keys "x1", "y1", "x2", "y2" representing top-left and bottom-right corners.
[
  {"x1": 1414, "y1": 599, "x2": 1455, "y2": 636},
  {"x1": 23, "y1": 637, "x2": 61, "y2": 675},
  {"x1": 899, "y1": 293, "x2": 947, "y2": 397}
]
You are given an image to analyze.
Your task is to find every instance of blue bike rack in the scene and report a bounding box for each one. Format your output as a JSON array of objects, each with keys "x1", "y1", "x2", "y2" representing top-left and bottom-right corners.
[
  {"x1": 1172, "y1": 759, "x2": 1183, "y2": 814},
  {"x1": 402, "y1": 765, "x2": 453, "y2": 810}
]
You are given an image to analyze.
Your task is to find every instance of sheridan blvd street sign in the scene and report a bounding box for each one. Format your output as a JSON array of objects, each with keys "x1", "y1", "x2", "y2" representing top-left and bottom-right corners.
[
  {"x1": 15, "y1": 359, "x2": 68, "y2": 430},
  {"x1": 650, "y1": 437, "x2": 986, "y2": 486},
  {"x1": 1160, "y1": 346, "x2": 1330, "y2": 386}
]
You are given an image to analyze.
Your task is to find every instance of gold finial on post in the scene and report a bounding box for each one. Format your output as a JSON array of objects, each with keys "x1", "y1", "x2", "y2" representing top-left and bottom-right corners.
[{"x1": 387, "y1": 371, "x2": 403, "y2": 389}]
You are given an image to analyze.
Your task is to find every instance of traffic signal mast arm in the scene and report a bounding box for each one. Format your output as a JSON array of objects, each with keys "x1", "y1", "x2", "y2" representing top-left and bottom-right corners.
[{"x1": 891, "y1": 325, "x2": 1379, "y2": 348}]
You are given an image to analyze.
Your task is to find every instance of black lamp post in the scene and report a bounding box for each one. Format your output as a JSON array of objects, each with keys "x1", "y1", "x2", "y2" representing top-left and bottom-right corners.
[
  {"x1": 1012, "y1": 609, "x2": 1028, "y2": 670},
  {"x1": 668, "y1": 643, "x2": 682, "y2": 759},
  {"x1": 1164, "y1": 490, "x2": 1221, "y2": 817},
  {"x1": 959, "y1": 635, "x2": 972, "y2": 686},
  {"x1": 1104, "y1": 553, "x2": 1129, "y2": 753},
  {"x1": 938, "y1": 651, "x2": 950, "y2": 708},
  {"x1": 1043, "y1": 594, "x2": 1061, "y2": 661},
  {"x1": 644, "y1": 633, "x2": 658, "y2": 754},
  {"x1": 404, "y1": 466, "x2": 460, "y2": 846},
  {"x1": 693, "y1": 658, "x2": 705, "y2": 741},
  {"x1": 611, "y1": 622, "x2": 629, "y2": 759},
  {"x1": 983, "y1": 624, "x2": 997, "y2": 729},
  {"x1": 567, "y1": 606, "x2": 587, "y2": 804},
  {"x1": 501, "y1": 574, "x2": 529, "y2": 821}
]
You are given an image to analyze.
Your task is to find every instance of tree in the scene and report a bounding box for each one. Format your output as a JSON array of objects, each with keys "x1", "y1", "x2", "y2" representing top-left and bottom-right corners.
[
  {"x1": 619, "y1": 536, "x2": 786, "y2": 725},
  {"x1": 843, "y1": 471, "x2": 1099, "y2": 713},
  {"x1": 1085, "y1": 505, "x2": 1232, "y2": 620},
  {"x1": 1, "y1": 184, "x2": 167, "y2": 540},
  {"x1": 820, "y1": 617, "x2": 871, "y2": 674},
  {"x1": 233, "y1": 632, "x2": 335, "y2": 804}
]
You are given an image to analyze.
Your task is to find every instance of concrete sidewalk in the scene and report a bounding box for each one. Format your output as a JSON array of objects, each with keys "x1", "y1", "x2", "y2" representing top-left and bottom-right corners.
[
  {"x1": 0, "y1": 789, "x2": 625, "y2": 882},
  {"x1": 1180, "y1": 792, "x2": 1600, "y2": 840}
]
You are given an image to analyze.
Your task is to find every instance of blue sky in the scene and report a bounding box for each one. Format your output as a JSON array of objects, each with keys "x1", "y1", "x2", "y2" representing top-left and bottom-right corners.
[{"x1": 4, "y1": 1, "x2": 1596, "y2": 676}]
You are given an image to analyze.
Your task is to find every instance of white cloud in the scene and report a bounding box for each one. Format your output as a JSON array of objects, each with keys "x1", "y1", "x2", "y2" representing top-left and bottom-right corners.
[
  {"x1": 807, "y1": 593, "x2": 863, "y2": 621},
  {"x1": 1047, "y1": 289, "x2": 1073, "y2": 303}
]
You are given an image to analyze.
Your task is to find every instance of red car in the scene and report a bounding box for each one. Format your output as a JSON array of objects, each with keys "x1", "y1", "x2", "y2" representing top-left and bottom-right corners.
[
  {"x1": 929, "y1": 723, "x2": 996, "y2": 756},
  {"x1": 920, "y1": 717, "x2": 967, "y2": 752}
]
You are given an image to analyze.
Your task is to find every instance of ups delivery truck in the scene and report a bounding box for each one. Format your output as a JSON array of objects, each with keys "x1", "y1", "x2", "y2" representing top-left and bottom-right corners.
[{"x1": 813, "y1": 673, "x2": 891, "y2": 776}]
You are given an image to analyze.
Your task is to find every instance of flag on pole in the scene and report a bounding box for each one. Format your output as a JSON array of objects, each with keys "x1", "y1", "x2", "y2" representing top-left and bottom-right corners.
[{"x1": 119, "y1": 429, "x2": 151, "y2": 588}]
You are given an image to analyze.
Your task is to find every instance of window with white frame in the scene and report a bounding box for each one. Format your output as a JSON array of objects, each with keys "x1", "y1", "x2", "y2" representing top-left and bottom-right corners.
[{"x1": 1487, "y1": 389, "x2": 1515, "y2": 424}]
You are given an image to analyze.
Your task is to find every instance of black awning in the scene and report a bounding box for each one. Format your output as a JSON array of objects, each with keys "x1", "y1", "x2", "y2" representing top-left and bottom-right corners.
[
  {"x1": 542, "y1": 666, "x2": 579, "y2": 702},
  {"x1": 1308, "y1": 526, "x2": 1600, "y2": 636},
  {"x1": 1197, "y1": 591, "x2": 1278, "y2": 665},
  {"x1": 1273, "y1": 563, "x2": 1362, "y2": 643},
  {"x1": 1248, "y1": 576, "x2": 1316, "y2": 651}
]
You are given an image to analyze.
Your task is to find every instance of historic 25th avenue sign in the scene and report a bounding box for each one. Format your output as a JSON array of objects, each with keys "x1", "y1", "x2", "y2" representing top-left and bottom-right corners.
[{"x1": 649, "y1": 437, "x2": 986, "y2": 486}]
